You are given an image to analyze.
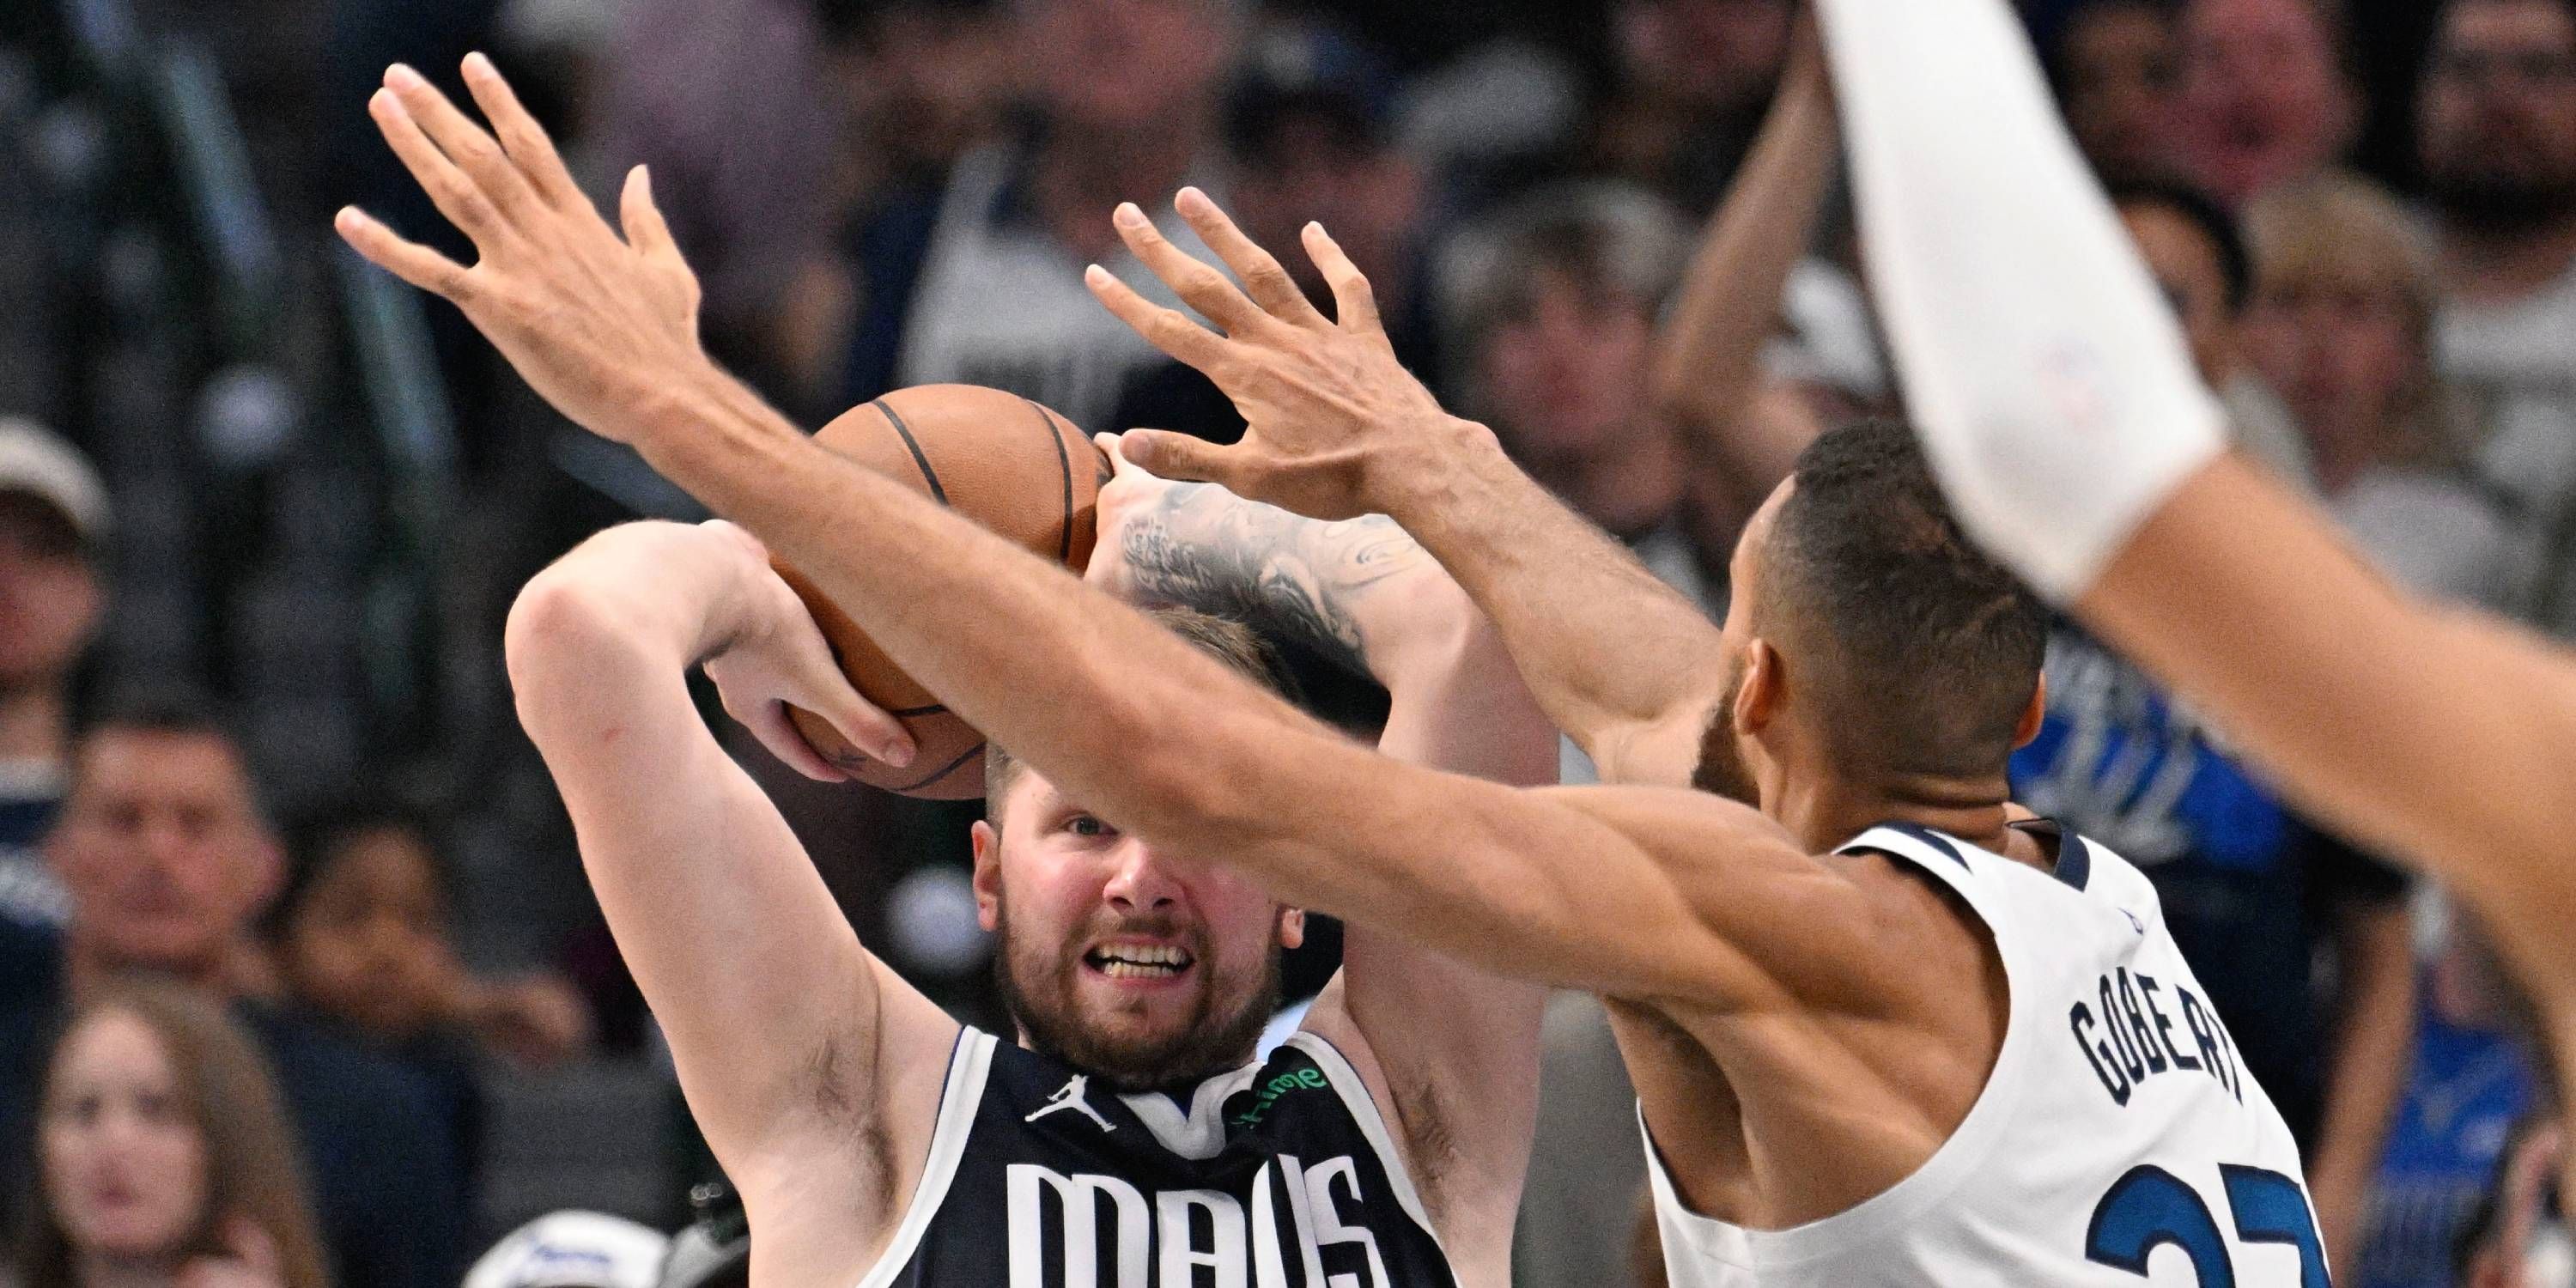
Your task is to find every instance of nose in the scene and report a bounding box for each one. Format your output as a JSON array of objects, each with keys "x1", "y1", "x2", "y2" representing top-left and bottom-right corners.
[{"x1": 1101, "y1": 838, "x2": 1182, "y2": 914}]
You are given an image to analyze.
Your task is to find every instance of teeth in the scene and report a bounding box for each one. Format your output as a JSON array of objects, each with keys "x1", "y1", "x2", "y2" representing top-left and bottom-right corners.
[{"x1": 1101, "y1": 959, "x2": 1181, "y2": 979}]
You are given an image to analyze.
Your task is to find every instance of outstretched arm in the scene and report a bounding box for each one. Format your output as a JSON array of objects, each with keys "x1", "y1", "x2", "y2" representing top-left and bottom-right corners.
[
  {"x1": 1079, "y1": 192, "x2": 1731, "y2": 787},
  {"x1": 1812, "y1": 0, "x2": 2576, "y2": 1121},
  {"x1": 1087, "y1": 444, "x2": 1555, "y2": 1229},
  {"x1": 502, "y1": 521, "x2": 957, "y2": 1240},
  {"x1": 337, "y1": 55, "x2": 1892, "y2": 1014},
  {"x1": 1650, "y1": 16, "x2": 1840, "y2": 513}
]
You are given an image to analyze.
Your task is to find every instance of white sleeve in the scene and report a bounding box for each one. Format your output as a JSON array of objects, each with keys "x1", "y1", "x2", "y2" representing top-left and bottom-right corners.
[{"x1": 1815, "y1": 0, "x2": 2227, "y2": 602}]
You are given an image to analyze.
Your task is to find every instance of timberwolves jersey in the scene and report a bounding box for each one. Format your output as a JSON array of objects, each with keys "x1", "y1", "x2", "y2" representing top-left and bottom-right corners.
[
  {"x1": 1648, "y1": 823, "x2": 2324, "y2": 1287},
  {"x1": 857, "y1": 1027, "x2": 1456, "y2": 1286}
]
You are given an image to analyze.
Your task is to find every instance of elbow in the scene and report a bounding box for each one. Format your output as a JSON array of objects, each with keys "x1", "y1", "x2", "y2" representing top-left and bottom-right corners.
[{"x1": 502, "y1": 572, "x2": 653, "y2": 737}]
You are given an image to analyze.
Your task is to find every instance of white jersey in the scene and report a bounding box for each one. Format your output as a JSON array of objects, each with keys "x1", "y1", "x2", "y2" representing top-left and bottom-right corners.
[{"x1": 1648, "y1": 823, "x2": 2324, "y2": 1287}]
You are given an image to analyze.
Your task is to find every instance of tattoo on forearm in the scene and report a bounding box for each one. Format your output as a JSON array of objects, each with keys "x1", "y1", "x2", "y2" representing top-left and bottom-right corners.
[{"x1": 1119, "y1": 483, "x2": 1432, "y2": 674}]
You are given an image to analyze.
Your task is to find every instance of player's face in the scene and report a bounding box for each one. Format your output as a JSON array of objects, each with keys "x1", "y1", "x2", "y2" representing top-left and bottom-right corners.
[
  {"x1": 40, "y1": 1009, "x2": 208, "y2": 1261},
  {"x1": 1697, "y1": 483, "x2": 1791, "y2": 806},
  {"x1": 2421, "y1": 0, "x2": 2576, "y2": 224},
  {"x1": 974, "y1": 770, "x2": 1298, "y2": 1089},
  {"x1": 50, "y1": 732, "x2": 276, "y2": 976}
]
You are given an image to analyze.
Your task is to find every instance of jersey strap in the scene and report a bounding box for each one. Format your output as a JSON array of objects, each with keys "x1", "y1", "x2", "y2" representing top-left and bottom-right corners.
[{"x1": 853, "y1": 1028, "x2": 999, "y2": 1288}]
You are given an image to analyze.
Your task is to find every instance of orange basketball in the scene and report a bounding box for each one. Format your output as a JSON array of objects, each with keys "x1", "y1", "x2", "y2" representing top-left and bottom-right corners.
[{"x1": 772, "y1": 385, "x2": 1109, "y2": 799}]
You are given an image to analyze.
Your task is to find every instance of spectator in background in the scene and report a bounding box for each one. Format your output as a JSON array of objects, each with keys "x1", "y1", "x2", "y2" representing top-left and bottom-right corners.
[
  {"x1": 1588, "y1": 0, "x2": 1794, "y2": 214},
  {"x1": 1113, "y1": 19, "x2": 1431, "y2": 441},
  {"x1": 1435, "y1": 183, "x2": 1704, "y2": 602},
  {"x1": 11, "y1": 979, "x2": 330, "y2": 1288},
  {"x1": 2175, "y1": 0, "x2": 2360, "y2": 204},
  {"x1": 2045, "y1": 0, "x2": 2188, "y2": 186},
  {"x1": 2418, "y1": 0, "x2": 2576, "y2": 633},
  {"x1": 271, "y1": 804, "x2": 588, "y2": 1069},
  {"x1": 841, "y1": 0, "x2": 1243, "y2": 431},
  {"x1": 0, "y1": 699, "x2": 468, "y2": 1288},
  {"x1": 2109, "y1": 179, "x2": 2318, "y2": 487},
  {"x1": 0, "y1": 421, "x2": 105, "y2": 933},
  {"x1": 2242, "y1": 174, "x2": 2517, "y2": 604},
  {"x1": 2362, "y1": 911, "x2": 2544, "y2": 1288},
  {"x1": 2451, "y1": 1118, "x2": 2570, "y2": 1288}
]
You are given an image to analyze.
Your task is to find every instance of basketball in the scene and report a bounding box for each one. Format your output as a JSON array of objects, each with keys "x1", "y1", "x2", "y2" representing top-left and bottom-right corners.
[{"x1": 771, "y1": 385, "x2": 1110, "y2": 799}]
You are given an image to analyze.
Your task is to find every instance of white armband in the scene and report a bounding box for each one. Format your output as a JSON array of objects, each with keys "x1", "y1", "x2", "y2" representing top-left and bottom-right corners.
[{"x1": 1816, "y1": 0, "x2": 2227, "y2": 602}]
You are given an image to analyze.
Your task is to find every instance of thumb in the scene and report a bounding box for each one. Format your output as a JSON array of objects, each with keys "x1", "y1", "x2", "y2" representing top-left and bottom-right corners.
[
  {"x1": 222, "y1": 1216, "x2": 281, "y2": 1275},
  {"x1": 1119, "y1": 429, "x2": 1231, "y2": 486},
  {"x1": 621, "y1": 165, "x2": 677, "y2": 262}
]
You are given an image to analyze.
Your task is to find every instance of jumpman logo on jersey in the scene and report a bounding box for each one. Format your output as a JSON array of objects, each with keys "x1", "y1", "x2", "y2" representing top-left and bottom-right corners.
[{"x1": 1024, "y1": 1075, "x2": 1115, "y2": 1133}]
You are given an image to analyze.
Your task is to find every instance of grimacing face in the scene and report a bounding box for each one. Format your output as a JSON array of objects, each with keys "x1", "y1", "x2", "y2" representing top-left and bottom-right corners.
[
  {"x1": 41, "y1": 1009, "x2": 209, "y2": 1261},
  {"x1": 972, "y1": 768, "x2": 1302, "y2": 1090}
]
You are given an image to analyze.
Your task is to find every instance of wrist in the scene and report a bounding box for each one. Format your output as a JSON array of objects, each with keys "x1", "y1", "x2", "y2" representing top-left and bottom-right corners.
[{"x1": 1373, "y1": 416, "x2": 1504, "y2": 520}]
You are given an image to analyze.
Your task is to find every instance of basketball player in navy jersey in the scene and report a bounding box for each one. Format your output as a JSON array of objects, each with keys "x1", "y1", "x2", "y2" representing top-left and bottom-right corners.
[{"x1": 339, "y1": 56, "x2": 2324, "y2": 1283}]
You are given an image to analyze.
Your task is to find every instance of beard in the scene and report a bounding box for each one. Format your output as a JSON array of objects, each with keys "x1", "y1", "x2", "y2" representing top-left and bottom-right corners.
[
  {"x1": 1690, "y1": 656, "x2": 1759, "y2": 805},
  {"x1": 992, "y1": 902, "x2": 1285, "y2": 1093},
  {"x1": 2428, "y1": 161, "x2": 2576, "y2": 234}
]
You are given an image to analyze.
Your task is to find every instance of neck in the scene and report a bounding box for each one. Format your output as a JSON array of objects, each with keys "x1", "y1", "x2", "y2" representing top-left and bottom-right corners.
[
  {"x1": 1772, "y1": 770, "x2": 2020, "y2": 860},
  {"x1": 1035, "y1": 114, "x2": 1209, "y2": 262},
  {"x1": 77, "y1": 1251, "x2": 184, "y2": 1288},
  {"x1": 2440, "y1": 212, "x2": 2576, "y2": 305},
  {"x1": 1522, "y1": 426, "x2": 1687, "y2": 539},
  {"x1": 0, "y1": 682, "x2": 70, "y2": 766},
  {"x1": 2300, "y1": 416, "x2": 2396, "y2": 497}
]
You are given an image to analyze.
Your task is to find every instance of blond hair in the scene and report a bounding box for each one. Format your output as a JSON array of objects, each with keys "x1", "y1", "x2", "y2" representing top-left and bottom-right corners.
[{"x1": 2243, "y1": 171, "x2": 2466, "y2": 470}]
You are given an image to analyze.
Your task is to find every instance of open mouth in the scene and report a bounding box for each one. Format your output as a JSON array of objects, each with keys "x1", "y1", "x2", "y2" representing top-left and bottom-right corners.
[{"x1": 1084, "y1": 944, "x2": 1195, "y2": 981}]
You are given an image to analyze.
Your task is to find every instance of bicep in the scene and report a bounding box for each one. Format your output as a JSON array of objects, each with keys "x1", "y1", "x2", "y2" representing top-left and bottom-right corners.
[{"x1": 513, "y1": 618, "x2": 955, "y2": 1172}]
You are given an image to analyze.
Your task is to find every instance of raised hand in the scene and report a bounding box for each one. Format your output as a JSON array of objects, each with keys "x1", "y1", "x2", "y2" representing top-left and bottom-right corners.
[
  {"x1": 174, "y1": 1217, "x2": 285, "y2": 1288},
  {"x1": 334, "y1": 56, "x2": 713, "y2": 446},
  {"x1": 1084, "y1": 188, "x2": 1478, "y2": 522}
]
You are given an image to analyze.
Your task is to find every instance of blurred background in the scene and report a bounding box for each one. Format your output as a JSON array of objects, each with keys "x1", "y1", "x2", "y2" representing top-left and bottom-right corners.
[{"x1": 0, "y1": 0, "x2": 2569, "y2": 1285}]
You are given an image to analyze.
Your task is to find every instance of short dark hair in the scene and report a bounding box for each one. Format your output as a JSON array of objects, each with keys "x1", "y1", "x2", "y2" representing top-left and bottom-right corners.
[
  {"x1": 268, "y1": 796, "x2": 452, "y2": 942},
  {"x1": 70, "y1": 689, "x2": 264, "y2": 817},
  {"x1": 984, "y1": 606, "x2": 1303, "y2": 820},
  {"x1": 1758, "y1": 422, "x2": 2050, "y2": 780},
  {"x1": 2108, "y1": 178, "x2": 2254, "y2": 315}
]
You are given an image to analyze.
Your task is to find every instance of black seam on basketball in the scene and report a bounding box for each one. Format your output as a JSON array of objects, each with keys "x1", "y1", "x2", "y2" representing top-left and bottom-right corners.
[
  {"x1": 889, "y1": 739, "x2": 985, "y2": 793},
  {"x1": 1024, "y1": 397, "x2": 1076, "y2": 565},
  {"x1": 873, "y1": 398, "x2": 949, "y2": 506},
  {"x1": 887, "y1": 702, "x2": 947, "y2": 718}
]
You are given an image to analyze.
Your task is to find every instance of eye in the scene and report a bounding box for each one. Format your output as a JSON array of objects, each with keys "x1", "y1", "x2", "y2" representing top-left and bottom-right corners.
[{"x1": 1066, "y1": 815, "x2": 1115, "y2": 839}]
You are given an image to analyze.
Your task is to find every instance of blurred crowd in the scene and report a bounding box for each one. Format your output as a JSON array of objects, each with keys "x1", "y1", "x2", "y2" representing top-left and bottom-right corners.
[{"x1": 1, "y1": 0, "x2": 2573, "y2": 1285}]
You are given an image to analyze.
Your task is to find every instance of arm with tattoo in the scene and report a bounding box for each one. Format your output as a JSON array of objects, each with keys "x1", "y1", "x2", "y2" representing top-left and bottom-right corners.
[{"x1": 1107, "y1": 476, "x2": 1446, "y2": 683}]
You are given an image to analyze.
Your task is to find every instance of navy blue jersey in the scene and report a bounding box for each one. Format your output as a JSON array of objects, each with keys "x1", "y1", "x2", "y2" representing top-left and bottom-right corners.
[{"x1": 860, "y1": 1028, "x2": 1455, "y2": 1286}]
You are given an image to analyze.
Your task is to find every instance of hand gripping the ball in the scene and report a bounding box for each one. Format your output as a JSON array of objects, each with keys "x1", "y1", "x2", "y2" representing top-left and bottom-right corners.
[
  {"x1": 692, "y1": 522, "x2": 916, "y2": 781},
  {"x1": 1083, "y1": 189, "x2": 1484, "y2": 523}
]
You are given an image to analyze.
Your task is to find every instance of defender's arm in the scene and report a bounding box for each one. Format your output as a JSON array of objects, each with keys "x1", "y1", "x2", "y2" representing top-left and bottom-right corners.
[
  {"x1": 503, "y1": 522, "x2": 957, "y2": 1206},
  {"x1": 339, "y1": 53, "x2": 1890, "y2": 1017}
]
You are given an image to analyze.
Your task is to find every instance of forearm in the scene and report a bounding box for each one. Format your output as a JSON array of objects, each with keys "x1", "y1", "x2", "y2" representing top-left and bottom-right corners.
[
  {"x1": 508, "y1": 521, "x2": 764, "y2": 689},
  {"x1": 1390, "y1": 423, "x2": 1730, "y2": 786},
  {"x1": 1654, "y1": 37, "x2": 1838, "y2": 492},
  {"x1": 626, "y1": 366, "x2": 1342, "y2": 853}
]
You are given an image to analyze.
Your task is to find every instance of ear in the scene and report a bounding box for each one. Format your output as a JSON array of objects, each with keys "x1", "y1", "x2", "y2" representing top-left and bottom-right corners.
[
  {"x1": 243, "y1": 834, "x2": 286, "y2": 916},
  {"x1": 1736, "y1": 639, "x2": 1783, "y2": 736},
  {"x1": 1278, "y1": 907, "x2": 1306, "y2": 951},
  {"x1": 2014, "y1": 675, "x2": 2048, "y2": 750},
  {"x1": 970, "y1": 821, "x2": 1004, "y2": 932}
]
